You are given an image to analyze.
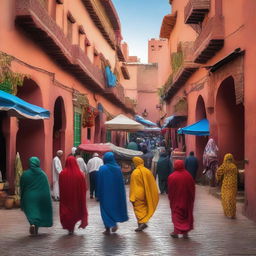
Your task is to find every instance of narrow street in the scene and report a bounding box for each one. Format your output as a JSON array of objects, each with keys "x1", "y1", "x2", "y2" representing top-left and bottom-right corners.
[{"x1": 0, "y1": 185, "x2": 256, "y2": 256}]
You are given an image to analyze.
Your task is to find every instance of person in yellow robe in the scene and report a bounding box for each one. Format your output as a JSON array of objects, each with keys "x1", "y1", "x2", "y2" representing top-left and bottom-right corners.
[
  {"x1": 216, "y1": 153, "x2": 238, "y2": 219},
  {"x1": 130, "y1": 157, "x2": 159, "y2": 232}
]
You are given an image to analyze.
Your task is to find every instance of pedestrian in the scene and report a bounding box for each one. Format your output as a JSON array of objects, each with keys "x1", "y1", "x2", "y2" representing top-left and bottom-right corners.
[
  {"x1": 185, "y1": 151, "x2": 199, "y2": 180},
  {"x1": 130, "y1": 157, "x2": 159, "y2": 232},
  {"x1": 141, "y1": 145, "x2": 154, "y2": 170},
  {"x1": 168, "y1": 160, "x2": 195, "y2": 239},
  {"x1": 75, "y1": 148, "x2": 88, "y2": 174},
  {"x1": 71, "y1": 146, "x2": 77, "y2": 156},
  {"x1": 59, "y1": 156, "x2": 88, "y2": 235},
  {"x1": 20, "y1": 157, "x2": 53, "y2": 235},
  {"x1": 87, "y1": 153, "x2": 103, "y2": 199},
  {"x1": 96, "y1": 152, "x2": 128, "y2": 235},
  {"x1": 215, "y1": 153, "x2": 238, "y2": 219},
  {"x1": 52, "y1": 150, "x2": 63, "y2": 201},
  {"x1": 156, "y1": 149, "x2": 173, "y2": 194},
  {"x1": 203, "y1": 138, "x2": 219, "y2": 186}
]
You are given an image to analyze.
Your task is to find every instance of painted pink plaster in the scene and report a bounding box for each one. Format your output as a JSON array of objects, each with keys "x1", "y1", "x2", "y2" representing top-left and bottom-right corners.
[{"x1": 165, "y1": 0, "x2": 256, "y2": 221}]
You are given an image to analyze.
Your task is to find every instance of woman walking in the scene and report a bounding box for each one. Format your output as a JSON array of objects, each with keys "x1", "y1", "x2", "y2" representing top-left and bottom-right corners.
[
  {"x1": 130, "y1": 157, "x2": 159, "y2": 232},
  {"x1": 96, "y1": 152, "x2": 128, "y2": 234},
  {"x1": 216, "y1": 153, "x2": 238, "y2": 219},
  {"x1": 59, "y1": 156, "x2": 88, "y2": 234},
  {"x1": 20, "y1": 157, "x2": 53, "y2": 235},
  {"x1": 168, "y1": 160, "x2": 195, "y2": 238}
]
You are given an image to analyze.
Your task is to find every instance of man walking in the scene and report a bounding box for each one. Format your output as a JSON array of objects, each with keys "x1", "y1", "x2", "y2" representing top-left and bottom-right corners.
[{"x1": 87, "y1": 153, "x2": 103, "y2": 199}]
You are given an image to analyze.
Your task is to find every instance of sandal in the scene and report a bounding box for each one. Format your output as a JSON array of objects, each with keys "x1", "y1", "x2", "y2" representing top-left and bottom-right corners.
[{"x1": 111, "y1": 225, "x2": 118, "y2": 232}]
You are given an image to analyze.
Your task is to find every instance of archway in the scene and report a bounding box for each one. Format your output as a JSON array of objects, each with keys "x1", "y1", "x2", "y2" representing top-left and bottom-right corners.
[
  {"x1": 216, "y1": 76, "x2": 244, "y2": 162},
  {"x1": 16, "y1": 79, "x2": 45, "y2": 169},
  {"x1": 195, "y1": 95, "x2": 208, "y2": 178},
  {"x1": 53, "y1": 96, "x2": 66, "y2": 158}
]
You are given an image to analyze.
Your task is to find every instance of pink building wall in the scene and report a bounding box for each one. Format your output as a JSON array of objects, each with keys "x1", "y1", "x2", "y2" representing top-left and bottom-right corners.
[
  {"x1": 163, "y1": 0, "x2": 256, "y2": 221},
  {"x1": 0, "y1": 0, "x2": 134, "y2": 190}
]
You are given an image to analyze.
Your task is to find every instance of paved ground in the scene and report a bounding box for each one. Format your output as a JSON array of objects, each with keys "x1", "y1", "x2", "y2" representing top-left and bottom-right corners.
[{"x1": 0, "y1": 185, "x2": 256, "y2": 256}]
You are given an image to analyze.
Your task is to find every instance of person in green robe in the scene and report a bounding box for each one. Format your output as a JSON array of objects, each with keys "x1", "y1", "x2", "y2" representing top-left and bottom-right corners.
[{"x1": 20, "y1": 157, "x2": 53, "y2": 235}]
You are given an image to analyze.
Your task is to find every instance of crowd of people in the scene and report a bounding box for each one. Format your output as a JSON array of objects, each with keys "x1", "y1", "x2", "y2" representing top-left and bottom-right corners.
[{"x1": 19, "y1": 137, "x2": 239, "y2": 238}]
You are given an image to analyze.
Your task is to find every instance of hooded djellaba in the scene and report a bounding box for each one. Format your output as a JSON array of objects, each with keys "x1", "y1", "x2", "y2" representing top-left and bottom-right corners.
[
  {"x1": 130, "y1": 157, "x2": 159, "y2": 232},
  {"x1": 96, "y1": 152, "x2": 128, "y2": 235},
  {"x1": 20, "y1": 157, "x2": 53, "y2": 236},
  {"x1": 59, "y1": 156, "x2": 88, "y2": 235},
  {"x1": 168, "y1": 160, "x2": 195, "y2": 239}
]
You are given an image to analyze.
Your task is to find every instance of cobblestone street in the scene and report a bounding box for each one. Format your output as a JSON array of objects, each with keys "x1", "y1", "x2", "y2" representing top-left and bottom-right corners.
[{"x1": 0, "y1": 185, "x2": 256, "y2": 256}]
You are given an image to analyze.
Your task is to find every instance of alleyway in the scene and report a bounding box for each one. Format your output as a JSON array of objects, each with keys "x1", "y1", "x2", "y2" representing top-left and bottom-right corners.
[{"x1": 0, "y1": 185, "x2": 256, "y2": 256}]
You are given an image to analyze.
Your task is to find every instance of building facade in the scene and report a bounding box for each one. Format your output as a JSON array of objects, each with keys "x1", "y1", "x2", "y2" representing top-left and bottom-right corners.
[
  {"x1": 0, "y1": 0, "x2": 135, "y2": 191},
  {"x1": 160, "y1": 0, "x2": 256, "y2": 221},
  {"x1": 122, "y1": 39, "x2": 170, "y2": 124}
]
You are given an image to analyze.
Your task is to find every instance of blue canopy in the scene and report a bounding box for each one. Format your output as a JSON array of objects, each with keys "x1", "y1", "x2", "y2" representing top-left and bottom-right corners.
[
  {"x1": 177, "y1": 119, "x2": 209, "y2": 136},
  {"x1": 0, "y1": 90, "x2": 50, "y2": 119},
  {"x1": 135, "y1": 115, "x2": 157, "y2": 127}
]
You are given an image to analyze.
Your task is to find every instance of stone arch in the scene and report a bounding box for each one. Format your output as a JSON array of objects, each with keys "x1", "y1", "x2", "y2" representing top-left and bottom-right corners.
[
  {"x1": 216, "y1": 76, "x2": 244, "y2": 162},
  {"x1": 16, "y1": 78, "x2": 45, "y2": 169},
  {"x1": 52, "y1": 96, "x2": 66, "y2": 158}
]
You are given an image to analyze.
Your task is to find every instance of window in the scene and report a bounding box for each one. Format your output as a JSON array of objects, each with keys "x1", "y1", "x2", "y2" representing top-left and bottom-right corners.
[
  {"x1": 74, "y1": 112, "x2": 81, "y2": 146},
  {"x1": 67, "y1": 12, "x2": 75, "y2": 43},
  {"x1": 106, "y1": 130, "x2": 111, "y2": 142}
]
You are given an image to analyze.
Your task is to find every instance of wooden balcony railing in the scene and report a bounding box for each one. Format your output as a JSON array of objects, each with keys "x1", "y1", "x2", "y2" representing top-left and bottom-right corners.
[
  {"x1": 81, "y1": 0, "x2": 116, "y2": 49},
  {"x1": 15, "y1": 0, "x2": 135, "y2": 112},
  {"x1": 164, "y1": 42, "x2": 199, "y2": 101},
  {"x1": 193, "y1": 15, "x2": 224, "y2": 63},
  {"x1": 184, "y1": 0, "x2": 210, "y2": 24}
]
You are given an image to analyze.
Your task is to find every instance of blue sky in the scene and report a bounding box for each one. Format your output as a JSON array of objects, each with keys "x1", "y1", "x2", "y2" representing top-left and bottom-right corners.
[{"x1": 112, "y1": 0, "x2": 171, "y2": 63}]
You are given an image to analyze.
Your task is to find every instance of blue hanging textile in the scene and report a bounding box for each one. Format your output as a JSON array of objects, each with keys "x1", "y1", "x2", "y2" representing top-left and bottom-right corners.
[
  {"x1": 177, "y1": 119, "x2": 209, "y2": 136},
  {"x1": 105, "y1": 66, "x2": 117, "y2": 87}
]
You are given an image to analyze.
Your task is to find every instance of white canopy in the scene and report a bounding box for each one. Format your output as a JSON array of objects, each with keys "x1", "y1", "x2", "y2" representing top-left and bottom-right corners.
[{"x1": 105, "y1": 114, "x2": 144, "y2": 131}]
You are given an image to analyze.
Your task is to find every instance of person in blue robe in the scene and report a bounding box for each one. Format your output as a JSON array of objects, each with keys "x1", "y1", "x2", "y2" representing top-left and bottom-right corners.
[{"x1": 96, "y1": 152, "x2": 128, "y2": 234}]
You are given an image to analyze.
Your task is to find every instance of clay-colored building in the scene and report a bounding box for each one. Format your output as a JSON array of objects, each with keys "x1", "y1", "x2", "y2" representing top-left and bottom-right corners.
[
  {"x1": 122, "y1": 39, "x2": 170, "y2": 124},
  {"x1": 160, "y1": 0, "x2": 256, "y2": 221},
  {"x1": 0, "y1": 0, "x2": 135, "y2": 191}
]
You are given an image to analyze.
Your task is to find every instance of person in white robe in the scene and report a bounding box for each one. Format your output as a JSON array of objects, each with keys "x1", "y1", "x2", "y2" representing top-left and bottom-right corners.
[{"x1": 52, "y1": 150, "x2": 63, "y2": 200}]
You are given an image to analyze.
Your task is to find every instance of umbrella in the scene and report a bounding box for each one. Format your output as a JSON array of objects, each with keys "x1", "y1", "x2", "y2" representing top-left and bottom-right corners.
[{"x1": 105, "y1": 114, "x2": 144, "y2": 131}]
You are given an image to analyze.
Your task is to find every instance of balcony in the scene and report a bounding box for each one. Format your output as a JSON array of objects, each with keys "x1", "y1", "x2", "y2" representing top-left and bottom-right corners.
[
  {"x1": 15, "y1": 0, "x2": 73, "y2": 66},
  {"x1": 81, "y1": 0, "x2": 116, "y2": 49},
  {"x1": 15, "y1": 0, "x2": 134, "y2": 112},
  {"x1": 104, "y1": 83, "x2": 126, "y2": 106},
  {"x1": 164, "y1": 42, "x2": 199, "y2": 101},
  {"x1": 121, "y1": 64, "x2": 130, "y2": 80},
  {"x1": 193, "y1": 16, "x2": 224, "y2": 63},
  {"x1": 184, "y1": 0, "x2": 210, "y2": 24},
  {"x1": 160, "y1": 12, "x2": 177, "y2": 39},
  {"x1": 124, "y1": 97, "x2": 136, "y2": 113},
  {"x1": 71, "y1": 45, "x2": 106, "y2": 91}
]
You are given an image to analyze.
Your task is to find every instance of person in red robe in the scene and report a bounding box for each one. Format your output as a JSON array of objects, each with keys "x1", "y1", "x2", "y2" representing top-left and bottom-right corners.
[
  {"x1": 168, "y1": 159, "x2": 195, "y2": 239},
  {"x1": 59, "y1": 156, "x2": 88, "y2": 234}
]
